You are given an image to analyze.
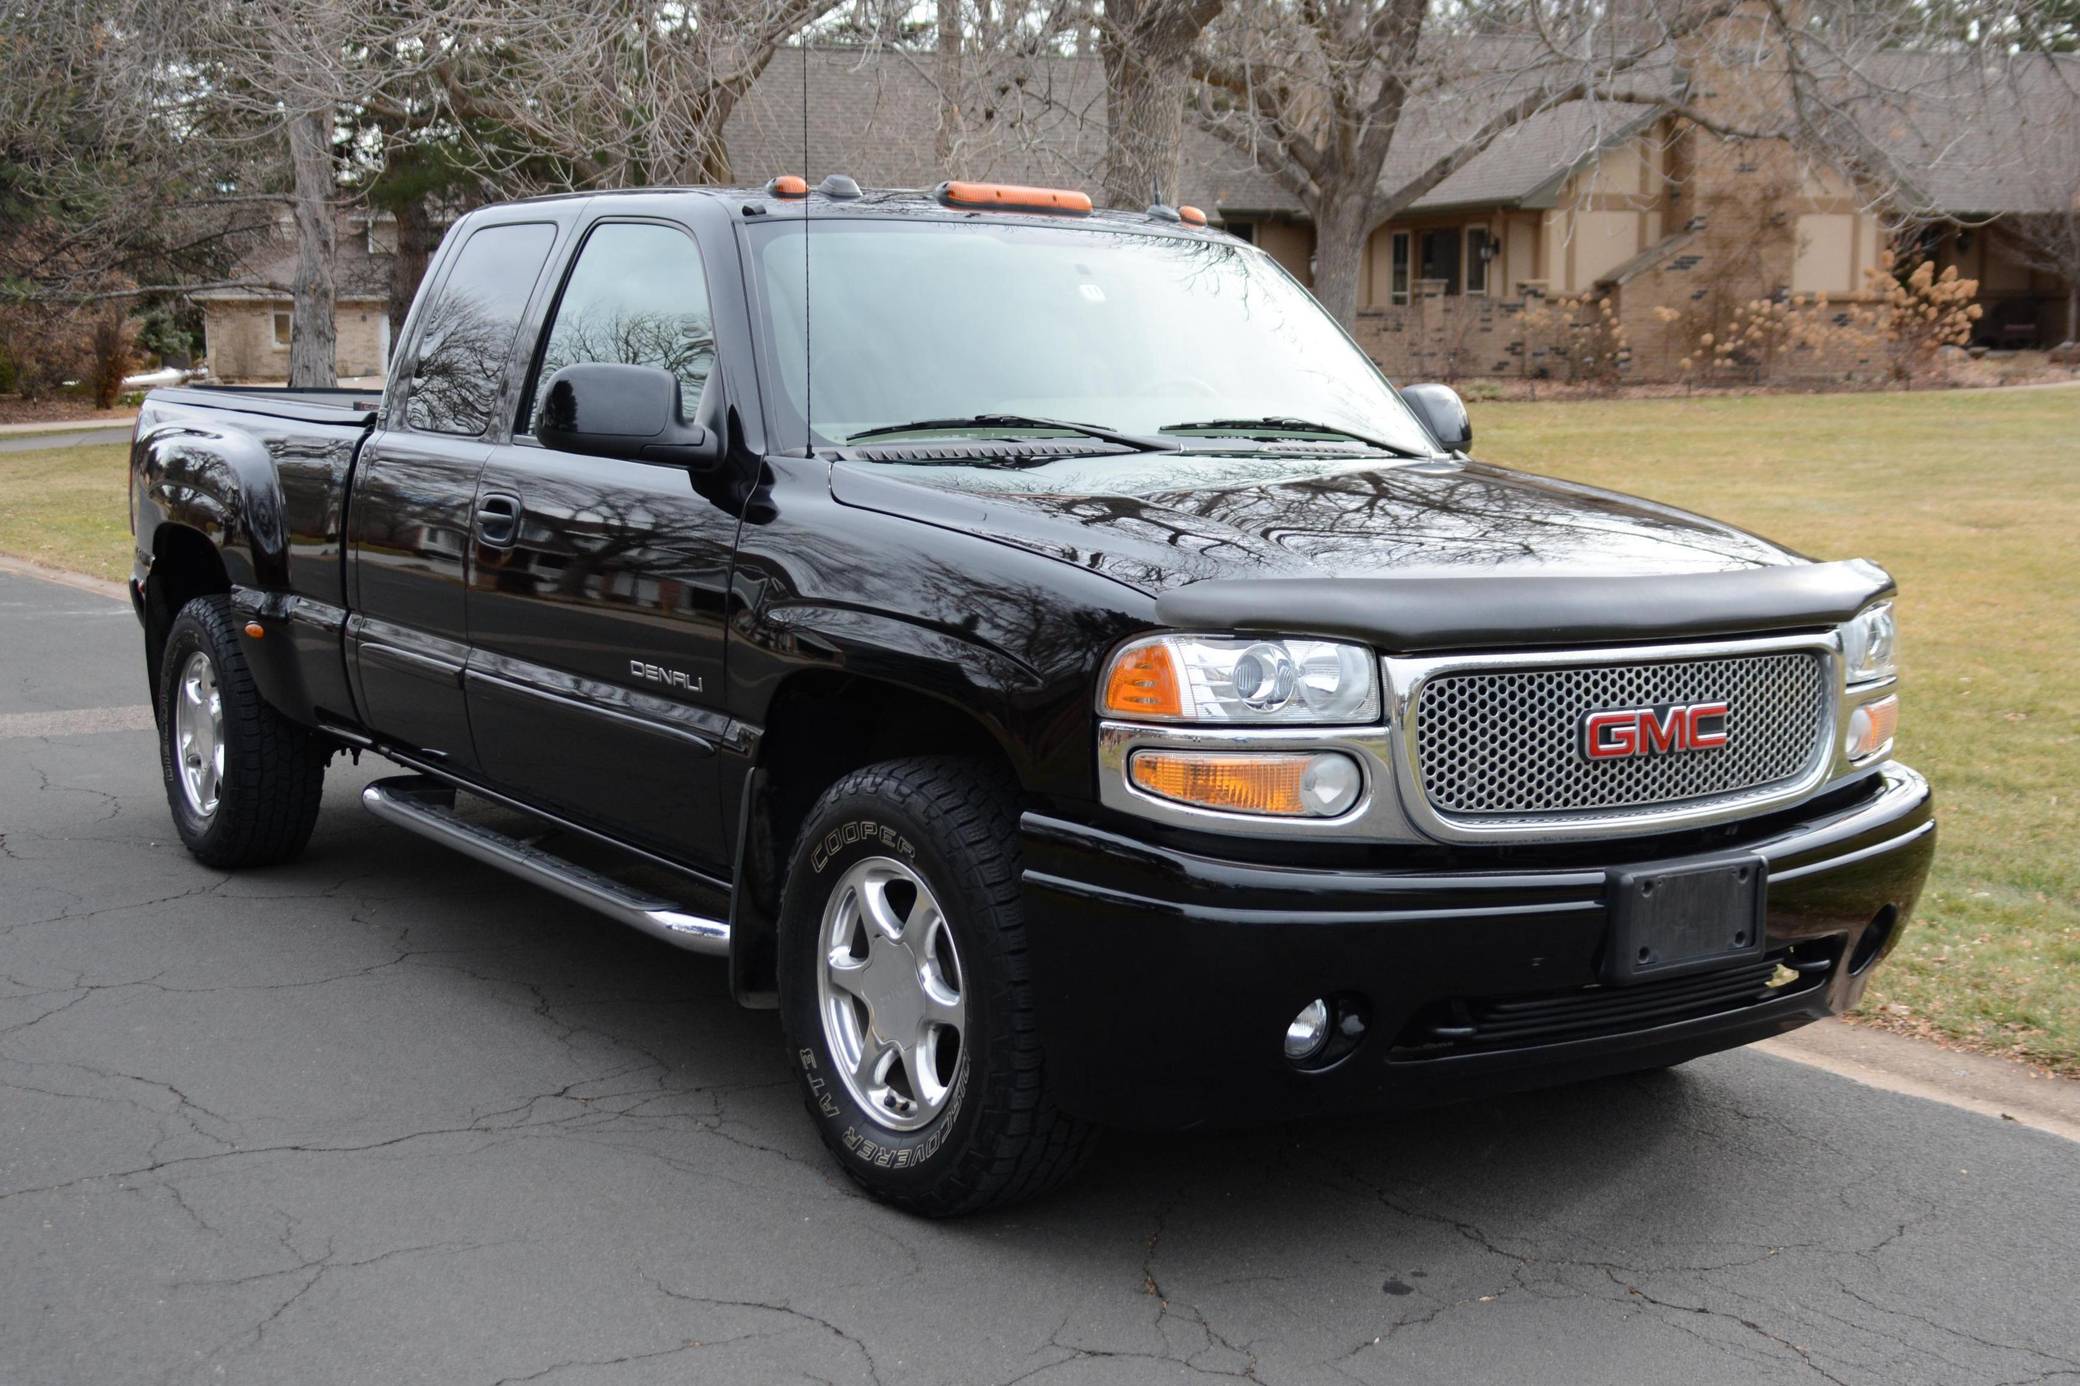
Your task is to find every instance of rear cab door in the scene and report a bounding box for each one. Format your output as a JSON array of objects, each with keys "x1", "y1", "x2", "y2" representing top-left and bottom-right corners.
[{"x1": 344, "y1": 209, "x2": 572, "y2": 767}]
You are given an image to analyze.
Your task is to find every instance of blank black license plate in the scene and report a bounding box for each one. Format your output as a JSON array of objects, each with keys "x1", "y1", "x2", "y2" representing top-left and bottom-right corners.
[{"x1": 1605, "y1": 855, "x2": 1766, "y2": 984}]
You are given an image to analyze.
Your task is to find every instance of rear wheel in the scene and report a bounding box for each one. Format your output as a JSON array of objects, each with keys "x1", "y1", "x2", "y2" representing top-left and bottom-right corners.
[
  {"x1": 777, "y1": 756, "x2": 1096, "y2": 1215},
  {"x1": 156, "y1": 595, "x2": 328, "y2": 867}
]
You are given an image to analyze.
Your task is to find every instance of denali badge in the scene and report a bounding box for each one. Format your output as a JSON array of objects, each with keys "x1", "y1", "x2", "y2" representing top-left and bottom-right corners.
[
  {"x1": 1580, "y1": 702, "x2": 1729, "y2": 761},
  {"x1": 630, "y1": 659, "x2": 702, "y2": 694}
]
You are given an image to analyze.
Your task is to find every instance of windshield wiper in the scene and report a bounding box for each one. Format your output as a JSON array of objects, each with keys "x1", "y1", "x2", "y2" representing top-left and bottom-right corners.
[
  {"x1": 1160, "y1": 416, "x2": 1425, "y2": 457},
  {"x1": 846, "y1": 414, "x2": 1171, "y2": 453}
]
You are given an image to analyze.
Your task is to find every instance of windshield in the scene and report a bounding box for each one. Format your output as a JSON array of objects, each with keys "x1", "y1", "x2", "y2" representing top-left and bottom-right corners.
[{"x1": 748, "y1": 217, "x2": 1438, "y2": 457}]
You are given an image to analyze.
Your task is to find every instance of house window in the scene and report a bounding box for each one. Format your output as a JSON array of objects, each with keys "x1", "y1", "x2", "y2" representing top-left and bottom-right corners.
[
  {"x1": 1226, "y1": 222, "x2": 1255, "y2": 245},
  {"x1": 1466, "y1": 227, "x2": 1492, "y2": 295},
  {"x1": 1390, "y1": 231, "x2": 1410, "y2": 304},
  {"x1": 272, "y1": 311, "x2": 291, "y2": 348},
  {"x1": 1419, "y1": 230, "x2": 1461, "y2": 294}
]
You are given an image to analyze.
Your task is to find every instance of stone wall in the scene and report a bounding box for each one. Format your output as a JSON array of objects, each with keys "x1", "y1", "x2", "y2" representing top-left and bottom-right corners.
[{"x1": 1352, "y1": 293, "x2": 1532, "y2": 382}]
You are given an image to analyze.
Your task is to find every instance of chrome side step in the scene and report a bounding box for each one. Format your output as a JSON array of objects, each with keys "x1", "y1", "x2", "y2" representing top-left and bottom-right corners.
[{"x1": 361, "y1": 777, "x2": 730, "y2": 956}]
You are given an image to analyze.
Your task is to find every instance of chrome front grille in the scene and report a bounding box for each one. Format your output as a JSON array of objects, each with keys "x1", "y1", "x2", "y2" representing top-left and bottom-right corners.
[{"x1": 1412, "y1": 648, "x2": 1830, "y2": 824}]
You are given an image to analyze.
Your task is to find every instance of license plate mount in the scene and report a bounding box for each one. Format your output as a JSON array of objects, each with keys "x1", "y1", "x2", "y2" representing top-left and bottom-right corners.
[{"x1": 1604, "y1": 855, "x2": 1767, "y2": 984}]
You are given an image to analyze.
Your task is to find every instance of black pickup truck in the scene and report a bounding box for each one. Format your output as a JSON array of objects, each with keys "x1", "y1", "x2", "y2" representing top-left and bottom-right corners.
[{"x1": 129, "y1": 178, "x2": 1933, "y2": 1214}]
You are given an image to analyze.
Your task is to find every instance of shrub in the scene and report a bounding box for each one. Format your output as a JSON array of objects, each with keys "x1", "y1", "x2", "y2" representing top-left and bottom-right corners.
[{"x1": 87, "y1": 309, "x2": 136, "y2": 409}]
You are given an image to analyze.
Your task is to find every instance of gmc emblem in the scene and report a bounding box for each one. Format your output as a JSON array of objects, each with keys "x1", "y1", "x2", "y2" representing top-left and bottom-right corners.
[{"x1": 1580, "y1": 702, "x2": 1729, "y2": 761}]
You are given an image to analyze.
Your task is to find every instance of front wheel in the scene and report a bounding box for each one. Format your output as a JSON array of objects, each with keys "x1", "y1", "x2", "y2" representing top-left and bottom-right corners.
[
  {"x1": 156, "y1": 595, "x2": 328, "y2": 868},
  {"x1": 777, "y1": 756, "x2": 1096, "y2": 1215}
]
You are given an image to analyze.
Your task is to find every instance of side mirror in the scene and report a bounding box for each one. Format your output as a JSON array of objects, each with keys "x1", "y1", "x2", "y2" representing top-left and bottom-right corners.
[
  {"x1": 537, "y1": 362, "x2": 724, "y2": 471},
  {"x1": 1400, "y1": 383, "x2": 1471, "y2": 453}
]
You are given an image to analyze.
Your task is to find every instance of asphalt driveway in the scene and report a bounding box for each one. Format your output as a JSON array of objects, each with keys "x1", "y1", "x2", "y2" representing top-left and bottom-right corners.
[{"x1": 3, "y1": 566, "x2": 2077, "y2": 1386}]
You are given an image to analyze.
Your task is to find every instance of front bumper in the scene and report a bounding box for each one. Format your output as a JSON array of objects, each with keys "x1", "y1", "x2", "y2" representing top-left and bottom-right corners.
[{"x1": 1020, "y1": 764, "x2": 1934, "y2": 1129}]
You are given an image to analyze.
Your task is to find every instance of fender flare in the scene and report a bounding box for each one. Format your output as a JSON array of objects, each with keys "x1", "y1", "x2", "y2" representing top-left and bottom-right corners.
[{"x1": 131, "y1": 414, "x2": 291, "y2": 592}]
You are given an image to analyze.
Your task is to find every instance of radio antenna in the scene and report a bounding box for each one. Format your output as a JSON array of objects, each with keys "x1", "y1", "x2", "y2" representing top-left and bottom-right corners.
[{"x1": 801, "y1": 38, "x2": 812, "y2": 456}]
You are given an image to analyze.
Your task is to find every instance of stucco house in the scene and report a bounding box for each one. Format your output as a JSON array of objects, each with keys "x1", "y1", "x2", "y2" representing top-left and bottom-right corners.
[
  {"x1": 195, "y1": 212, "x2": 400, "y2": 381},
  {"x1": 728, "y1": 46, "x2": 2077, "y2": 383},
  {"x1": 214, "y1": 43, "x2": 2075, "y2": 385}
]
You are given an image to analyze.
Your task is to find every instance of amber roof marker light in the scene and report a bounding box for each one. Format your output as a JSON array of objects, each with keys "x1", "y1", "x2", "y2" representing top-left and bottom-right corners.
[
  {"x1": 934, "y1": 180, "x2": 1094, "y2": 215},
  {"x1": 767, "y1": 174, "x2": 809, "y2": 198}
]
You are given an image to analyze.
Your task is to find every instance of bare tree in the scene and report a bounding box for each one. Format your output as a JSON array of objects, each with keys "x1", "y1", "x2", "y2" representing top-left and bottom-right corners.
[
  {"x1": 1181, "y1": 0, "x2": 2072, "y2": 328},
  {"x1": 431, "y1": 0, "x2": 855, "y2": 189},
  {"x1": 74, "y1": 0, "x2": 446, "y2": 386},
  {"x1": 1099, "y1": 0, "x2": 1224, "y2": 207},
  {"x1": 0, "y1": 0, "x2": 280, "y2": 370}
]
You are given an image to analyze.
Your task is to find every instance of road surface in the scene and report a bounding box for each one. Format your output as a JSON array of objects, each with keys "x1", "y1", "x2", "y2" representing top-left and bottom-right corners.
[{"x1": 3, "y1": 567, "x2": 2076, "y2": 1385}]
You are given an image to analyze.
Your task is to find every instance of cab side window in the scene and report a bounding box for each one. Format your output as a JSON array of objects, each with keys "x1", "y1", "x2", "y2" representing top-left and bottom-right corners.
[
  {"x1": 403, "y1": 222, "x2": 556, "y2": 436},
  {"x1": 523, "y1": 222, "x2": 717, "y2": 435}
]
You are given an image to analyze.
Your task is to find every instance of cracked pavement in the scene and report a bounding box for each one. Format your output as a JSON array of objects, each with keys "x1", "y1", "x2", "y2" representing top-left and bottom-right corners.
[{"x1": 3, "y1": 567, "x2": 2078, "y2": 1386}]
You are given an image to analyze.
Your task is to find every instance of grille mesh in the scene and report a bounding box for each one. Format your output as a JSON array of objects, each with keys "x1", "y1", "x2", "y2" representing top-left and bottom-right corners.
[{"x1": 1414, "y1": 650, "x2": 1828, "y2": 822}]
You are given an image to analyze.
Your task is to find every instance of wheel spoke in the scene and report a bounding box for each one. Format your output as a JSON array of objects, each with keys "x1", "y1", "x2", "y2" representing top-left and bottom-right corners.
[
  {"x1": 855, "y1": 1038, "x2": 895, "y2": 1093},
  {"x1": 858, "y1": 874, "x2": 906, "y2": 941},
  {"x1": 901, "y1": 895, "x2": 939, "y2": 945},
  {"x1": 908, "y1": 1025, "x2": 953, "y2": 1108},
  {"x1": 920, "y1": 982, "x2": 963, "y2": 1029},
  {"x1": 826, "y1": 953, "x2": 870, "y2": 999}
]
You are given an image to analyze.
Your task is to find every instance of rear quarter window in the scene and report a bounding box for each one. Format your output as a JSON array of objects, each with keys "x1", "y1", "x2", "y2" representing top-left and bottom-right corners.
[{"x1": 404, "y1": 222, "x2": 557, "y2": 436}]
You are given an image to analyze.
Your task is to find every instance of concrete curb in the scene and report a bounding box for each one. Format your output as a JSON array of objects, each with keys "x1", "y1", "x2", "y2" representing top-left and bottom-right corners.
[
  {"x1": 0, "y1": 414, "x2": 137, "y2": 437},
  {"x1": 0, "y1": 554, "x2": 128, "y2": 602},
  {"x1": 1758, "y1": 1018, "x2": 2080, "y2": 1144}
]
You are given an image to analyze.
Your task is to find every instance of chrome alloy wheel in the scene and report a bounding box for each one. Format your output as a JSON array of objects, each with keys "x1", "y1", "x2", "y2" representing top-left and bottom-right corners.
[
  {"x1": 816, "y1": 856, "x2": 967, "y2": 1133},
  {"x1": 174, "y1": 650, "x2": 224, "y2": 819}
]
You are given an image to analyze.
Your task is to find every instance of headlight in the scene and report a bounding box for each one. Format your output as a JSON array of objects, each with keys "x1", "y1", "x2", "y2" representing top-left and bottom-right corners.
[
  {"x1": 1839, "y1": 602, "x2": 1897, "y2": 685},
  {"x1": 1100, "y1": 633, "x2": 1381, "y2": 724}
]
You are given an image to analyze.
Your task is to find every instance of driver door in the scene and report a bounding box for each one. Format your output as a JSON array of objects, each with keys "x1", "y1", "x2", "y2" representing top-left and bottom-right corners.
[{"x1": 465, "y1": 218, "x2": 740, "y2": 873}]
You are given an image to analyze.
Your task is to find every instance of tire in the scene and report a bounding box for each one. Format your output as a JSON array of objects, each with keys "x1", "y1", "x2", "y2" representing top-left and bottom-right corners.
[
  {"x1": 156, "y1": 595, "x2": 328, "y2": 868},
  {"x1": 777, "y1": 756, "x2": 1097, "y2": 1216}
]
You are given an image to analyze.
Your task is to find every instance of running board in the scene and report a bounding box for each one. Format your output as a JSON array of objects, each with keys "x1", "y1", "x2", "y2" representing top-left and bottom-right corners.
[{"x1": 360, "y1": 777, "x2": 730, "y2": 956}]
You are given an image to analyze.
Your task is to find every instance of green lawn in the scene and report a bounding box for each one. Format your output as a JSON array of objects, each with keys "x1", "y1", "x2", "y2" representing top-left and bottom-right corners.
[
  {"x1": 5, "y1": 387, "x2": 2077, "y2": 1071},
  {"x1": 0, "y1": 442, "x2": 132, "y2": 582},
  {"x1": 1479, "y1": 387, "x2": 2080, "y2": 1073}
]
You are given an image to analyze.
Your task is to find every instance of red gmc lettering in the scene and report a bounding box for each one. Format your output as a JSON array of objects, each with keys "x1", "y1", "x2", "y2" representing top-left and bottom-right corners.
[{"x1": 1582, "y1": 702, "x2": 1730, "y2": 760}]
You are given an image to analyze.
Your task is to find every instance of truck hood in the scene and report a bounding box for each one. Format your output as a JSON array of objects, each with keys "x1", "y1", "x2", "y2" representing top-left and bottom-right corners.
[
  {"x1": 828, "y1": 449, "x2": 1804, "y2": 591},
  {"x1": 828, "y1": 450, "x2": 1896, "y2": 651}
]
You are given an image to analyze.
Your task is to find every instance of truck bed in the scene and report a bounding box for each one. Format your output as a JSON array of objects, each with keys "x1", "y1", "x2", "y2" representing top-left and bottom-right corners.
[{"x1": 146, "y1": 384, "x2": 381, "y2": 428}]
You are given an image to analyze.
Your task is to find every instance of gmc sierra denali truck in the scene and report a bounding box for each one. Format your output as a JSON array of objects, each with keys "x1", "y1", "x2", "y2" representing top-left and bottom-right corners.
[{"x1": 129, "y1": 177, "x2": 1934, "y2": 1215}]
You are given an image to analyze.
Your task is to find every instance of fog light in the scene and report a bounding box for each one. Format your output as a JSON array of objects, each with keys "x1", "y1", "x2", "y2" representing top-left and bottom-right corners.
[
  {"x1": 1284, "y1": 998, "x2": 1331, "y2": 1061},
  {"x1": 1299, "y1": 753, "x2": 1363, "y2": 816},
  {"x1": 1845, "y1": 695, "x2": 1899, "y2": 760}
]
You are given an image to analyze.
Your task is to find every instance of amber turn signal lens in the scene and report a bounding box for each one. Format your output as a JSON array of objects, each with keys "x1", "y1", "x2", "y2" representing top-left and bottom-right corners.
[
  {"x1": 767, "y1": 174, "x2": 808, "y2": 198},
  {"x1": 935, "y1": 180, "x2": 1094, "y2": 215},
  {"x1": 242, "y1": 621, "x2": 265, "y2": 639},
  {"x1": 1846, "y1": 694, "x2": 1899, "y2": 759},
  {"x1": 1131, "y1": 751, "x2": 1314, "y2": 816},
  {"x1": 1102, "y1": 640, "x2": 1183, "y2": 718},
  {"x1": 1178, "y1": 205, "x2": 1207, "y2": 225}
]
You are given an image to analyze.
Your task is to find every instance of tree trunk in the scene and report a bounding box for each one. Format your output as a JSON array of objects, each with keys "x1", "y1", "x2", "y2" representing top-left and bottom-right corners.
[
  {"x1": 2068, "y1": 282, "x2": 2077, "y2": 344},
  {"x1": 936, "y1": 0, "x2": 962, "y2": 166},
  {"x1": 1307, "y1": 190, "x2": 1372, "y2": 330},
  {"x1": 387, "y1": 194, "x2": 438, "y2": 344},
  {"x1": 286, "y1": 110, "x2": 337, "y2": 388},
  {"x1": 1100, "y1": 0, "x2": 1213, "y2": 209}
]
